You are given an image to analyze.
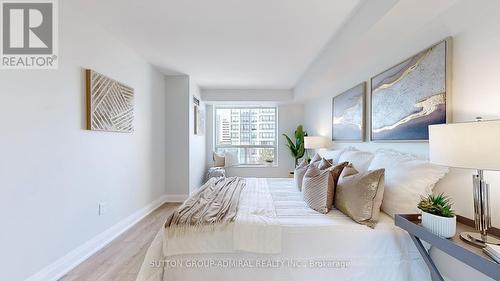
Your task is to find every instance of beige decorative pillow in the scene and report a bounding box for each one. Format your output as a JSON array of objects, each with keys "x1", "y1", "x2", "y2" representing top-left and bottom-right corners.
[
  {"x1": 318, "y1": 159, "x2": 348, "y2": 185},
  {"x1": 294, "y1": 158, "x2": 309, "y2": 191},
  {"x1": 317, "y1": 158, "x2": 332, "y2": 170},
  {"x1": 302, "y1": 162, "x2": 348, "y2": 214},
  {"x1": 213, "y1": 152, "x2": 225, "y2": 167},
  {"x1": 335, "y1": 165, "x2": 385, "y2": 228},
  {"x1": 309, "y1": 153, "x2": 322, "y2": 167},
  {"x1": 329, "y1": 161, "x2": 349, "y2": 187}
]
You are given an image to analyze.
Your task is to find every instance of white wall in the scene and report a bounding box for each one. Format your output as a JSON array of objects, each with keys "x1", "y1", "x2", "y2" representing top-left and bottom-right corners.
[
  {"x1": 205, "y1": 104, "x2": 304, "y2": 178},
  {"x1": 189, "y1": 82, "x2": 207, "y2": 193},
  {"x1": 299, "y1": 0, "x2": 500, "y2": 280},
  {"x1": 202, "y1": 89, "x2": 293, "y2": 103},
  {"x1": 0, "y1": 2, "x2": 168, "y2": 281},
  {"x1": 164, "y1": 76, "x2": 207, "y2": 195},
  {"x1": 164, "y1": 75, "x2": 191, "y2": 197}
]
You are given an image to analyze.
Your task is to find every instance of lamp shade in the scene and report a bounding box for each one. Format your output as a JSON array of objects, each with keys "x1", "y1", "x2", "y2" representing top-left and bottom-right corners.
[
  {"x1": 304, "y1": 136, "x2": 328, "y2": 149},
  {"x1": 429, "y1": 120, "x2": 500, "y2": 171}
]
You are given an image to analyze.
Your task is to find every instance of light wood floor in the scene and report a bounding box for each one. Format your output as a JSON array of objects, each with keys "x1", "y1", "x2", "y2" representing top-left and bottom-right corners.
[{"x1": 59, "y1": 203, "x2": 179, "y2": 281}]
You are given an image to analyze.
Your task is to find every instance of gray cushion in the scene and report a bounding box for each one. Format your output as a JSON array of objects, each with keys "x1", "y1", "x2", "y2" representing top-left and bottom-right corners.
[
  {"x1": 294, "y1": 158, "x2": 309, "y2": 191},
  {"x1": 308, "y1": 153, "x2": 322, "y2": 167},
  {"x1": 206, "y1": 167, "x2": 226, "y2": 181}
]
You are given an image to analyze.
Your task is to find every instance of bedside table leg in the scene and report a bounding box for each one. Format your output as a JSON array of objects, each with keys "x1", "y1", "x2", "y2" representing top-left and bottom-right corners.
[{"x1": 409, "y1": 235, "x2": 444, "y2": 281}]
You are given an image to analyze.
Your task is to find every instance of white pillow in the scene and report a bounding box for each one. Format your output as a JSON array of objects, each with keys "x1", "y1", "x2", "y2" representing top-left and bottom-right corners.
[
  {"x1": 337, "y1": 150, "x2": 375, "y2": 172},
  {"x1": 224, "y1": 150, "x2": 239, "y2": 167},
  {"x1": 318, "y1": 149, "x2": 346, "y2": 164},
  {"x1": 368, "y1": 149, "x2": 449, "y2": 218}
]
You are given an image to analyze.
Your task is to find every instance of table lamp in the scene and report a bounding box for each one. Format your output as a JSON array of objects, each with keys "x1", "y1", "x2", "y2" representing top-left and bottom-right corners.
[
  {"x1": 304, "y1": 136, "x2": 328, "y2": 159},
  {"x1": 429, "y1": 118, "x2": 500, "y2": 246}
]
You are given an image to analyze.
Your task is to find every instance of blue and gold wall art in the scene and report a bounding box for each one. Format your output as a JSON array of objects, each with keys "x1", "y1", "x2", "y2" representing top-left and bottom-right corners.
[
  {"x1": 370, "y1": 39, "x2": 449, "y2": 141},
  {"x1": 332, "y1": 82, "x2": 366, "y2": 141}
]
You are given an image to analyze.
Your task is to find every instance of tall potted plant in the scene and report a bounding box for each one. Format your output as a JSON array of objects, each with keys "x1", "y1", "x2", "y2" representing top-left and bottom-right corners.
[
  {"x1": 418, "y1": 193, "x2": 456, "y2": 238},
  {"x1": 283, "y1": 125, "x2": 307, "y2": 167}
]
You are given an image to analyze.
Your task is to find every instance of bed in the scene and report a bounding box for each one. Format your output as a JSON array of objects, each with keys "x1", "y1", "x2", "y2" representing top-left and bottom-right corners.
[{"x1": 136, "y1": 177, "x2": 430, "y2": 281}]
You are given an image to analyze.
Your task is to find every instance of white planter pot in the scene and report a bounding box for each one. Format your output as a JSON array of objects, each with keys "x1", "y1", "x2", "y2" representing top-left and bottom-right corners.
[{"x1": 421, "y1": 211, "x2": 456, "y2": 238}]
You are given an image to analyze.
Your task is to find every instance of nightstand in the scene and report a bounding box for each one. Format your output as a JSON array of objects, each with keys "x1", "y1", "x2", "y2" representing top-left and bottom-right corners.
[
  {"x1": 395, "y1": 214, "x2": 500, "y2": 281},
  {"x1": 288, "y1": 171, "x2": 294, "y2": 178}
]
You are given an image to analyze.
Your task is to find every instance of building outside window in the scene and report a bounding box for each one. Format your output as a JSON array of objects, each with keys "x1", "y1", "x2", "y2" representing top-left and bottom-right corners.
[{"x1": 215, "y1": 107, "x2": 278, "y2": 165}]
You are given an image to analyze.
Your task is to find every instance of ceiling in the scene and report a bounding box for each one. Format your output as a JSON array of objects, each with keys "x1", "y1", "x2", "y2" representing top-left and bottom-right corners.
[{"x1": 72, "y1": 0, "x2": 361, "y2": 89}]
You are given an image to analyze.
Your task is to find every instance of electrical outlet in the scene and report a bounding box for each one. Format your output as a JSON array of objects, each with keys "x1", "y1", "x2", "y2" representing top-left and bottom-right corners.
[{"x1": 98, "y1": 202, "x2": 107, "y2": 216}]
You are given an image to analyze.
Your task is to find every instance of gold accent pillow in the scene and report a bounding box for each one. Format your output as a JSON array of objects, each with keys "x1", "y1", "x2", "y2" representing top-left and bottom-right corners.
[{"x1": 335, "y1": 165, "x2": 385, "y2": 228}]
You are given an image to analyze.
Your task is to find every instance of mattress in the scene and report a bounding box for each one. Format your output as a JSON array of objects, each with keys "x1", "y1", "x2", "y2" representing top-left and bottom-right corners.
[{"x1": 138, "y1": 178, "x2": 431, "y2": 281}]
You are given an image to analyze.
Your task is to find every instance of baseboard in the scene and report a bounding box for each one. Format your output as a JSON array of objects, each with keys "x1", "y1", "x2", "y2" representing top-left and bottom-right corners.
[
  {"x1": 164, "y1": 194, "x2": 188, "y2": 202},
  {"x1": 25, "y1": 194, "x2": 172, "y2": 281}
]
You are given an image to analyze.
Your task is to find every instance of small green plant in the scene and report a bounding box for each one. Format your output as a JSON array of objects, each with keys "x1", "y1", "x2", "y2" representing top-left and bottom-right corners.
[
  {"x1": 283, "y1": 125, "x2": 307, "y2": 166},
  {"x1": 418, "y1": 193, "x2": 455, "y2": 218}
]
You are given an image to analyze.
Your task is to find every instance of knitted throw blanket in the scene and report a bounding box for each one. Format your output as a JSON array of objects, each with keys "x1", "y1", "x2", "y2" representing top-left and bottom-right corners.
[{"x1": 165, "y1": 177, "x2": 246, "y2": 232}]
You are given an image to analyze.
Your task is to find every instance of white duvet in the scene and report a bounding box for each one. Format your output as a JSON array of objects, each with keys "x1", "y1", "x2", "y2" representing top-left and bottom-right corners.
[
  {"x1": 164, "y1": 178, "x2": 281, "y2": 256},
  {"x1": 136, "y1": 178, "x2": 430, "y2": 281}
]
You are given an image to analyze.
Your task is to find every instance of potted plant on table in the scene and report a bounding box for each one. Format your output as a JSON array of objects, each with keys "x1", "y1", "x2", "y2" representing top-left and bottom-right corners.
[
  {"x1": 418, "y1": 193, "x2": 456, "y2": 238},
  {"x1": 283, "y1": 125, "x2": 307, "y2": 167}
]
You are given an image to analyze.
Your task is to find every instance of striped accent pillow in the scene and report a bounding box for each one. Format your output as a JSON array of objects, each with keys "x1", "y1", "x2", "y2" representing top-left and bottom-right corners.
[{"x1": 302, "y1": 162, "x2": 348, "y2": 214}]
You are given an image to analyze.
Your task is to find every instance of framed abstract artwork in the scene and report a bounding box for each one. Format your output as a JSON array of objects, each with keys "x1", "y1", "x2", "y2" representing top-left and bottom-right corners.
[
  {"x1": 193, "y1": 104, "x2": 205, "y2": 135},
  {"x1": 193, "y1": 97, "x2": 205, "y2": 135},
  {"x1": 332, "y1": 82, "x2": 366, "y2": 141},
  {"x1": 86, "y1": 69, "x2": 134, "y2": 132},
  {"x1": 370, "y1": 39, "x2": 450, "y2": 141}
]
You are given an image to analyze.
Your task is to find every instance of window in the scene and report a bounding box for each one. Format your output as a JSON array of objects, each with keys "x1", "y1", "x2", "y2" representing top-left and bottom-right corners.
[
  {"x1": 215, "y1": 107, "x2": 278, "y2": 166},
  {"x1": 259, "y1": 123, "x2": 275, "y2": 130}
]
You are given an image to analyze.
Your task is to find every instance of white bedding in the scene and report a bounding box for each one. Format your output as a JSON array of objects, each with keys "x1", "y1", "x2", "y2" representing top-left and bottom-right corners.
[
  {"x1": 137, "y1": 178, "x2": 430, "y2": 281},
  {"x1": 164, "y1": 178, "x2": 281, "y2": 256}
]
